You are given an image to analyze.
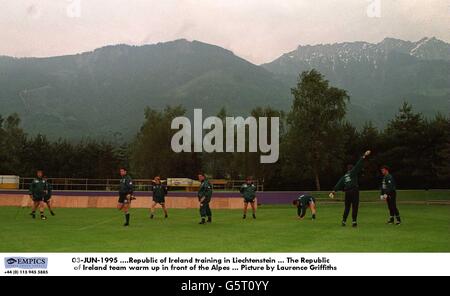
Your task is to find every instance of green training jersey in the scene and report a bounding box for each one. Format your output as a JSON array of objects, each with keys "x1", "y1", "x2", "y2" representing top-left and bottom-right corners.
[
  {"x1": 152, "y1": 183, "x2": 168, "y2": 200},
  {"x1": 29, "y1": 178, "x2": 51, "y2": 199},
  {"x1": 381, "y1": 174, "x2": 396, "y2": 195},
  {"x1": 297, "y1": 194, "x2": 316, "y2": 218},
  {"x1": 334, "y1": 157, "x2": 364, "y2": 192},
  {"x1": 198, "y1": 179, "x2": 213, "y2": 202},
  {"x1": 44, "y1": 180, "x2": 53, "y2": 200},
  {"x1": 240, "y1": 183, "x2": 256, "y2": 200},
  {"x1": 119, "y1": 175, "x2": 134, "y2": 195}
]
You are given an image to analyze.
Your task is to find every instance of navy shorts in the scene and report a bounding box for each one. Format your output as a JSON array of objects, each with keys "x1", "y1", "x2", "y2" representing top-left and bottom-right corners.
[{"x1": 118, "y1": 194, "x2": 130, "y2": 204}]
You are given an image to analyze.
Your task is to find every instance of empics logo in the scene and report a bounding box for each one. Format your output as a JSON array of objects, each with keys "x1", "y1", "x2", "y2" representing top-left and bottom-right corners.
[
  {"x1": 4, "y1": 257, "x2": 48, "y2": 269},
  {"x1": 171, "y1": 109, "x2": 280, "y2": 164}
]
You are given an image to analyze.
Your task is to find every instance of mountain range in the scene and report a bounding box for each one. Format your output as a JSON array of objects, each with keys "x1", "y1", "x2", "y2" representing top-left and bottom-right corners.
[
  {"x1": 263, "y1": 37, "x2": 450, "y2": 126},
  {"x1": 0, "y1": 37, "x2": 448, "y2": 139}
]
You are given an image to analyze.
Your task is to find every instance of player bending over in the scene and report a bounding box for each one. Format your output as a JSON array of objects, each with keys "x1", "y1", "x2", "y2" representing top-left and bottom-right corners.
[
  {"x1": 293, "y1": 194, "x2": 317, "y2": 220},
  {"x1": 29, "y1": 169, "x2": 51, "y2": 220},
  {"x1": 240, "y1": 176, "x2": 257, "y2": 219},
  {"x1": 150, "y1": 176, "x2": 168, "y2": 219},
  {"x1": 117, "y1": 168, "x2": 134, "y2": 227},
  {"x1": 380, "y1": 166, "x2": 401, "y2": 225}
]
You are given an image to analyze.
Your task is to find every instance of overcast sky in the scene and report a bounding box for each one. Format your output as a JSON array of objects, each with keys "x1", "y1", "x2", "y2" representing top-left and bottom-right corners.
[{"x1": 1, "y1": 0, "x2": 449, "y2": 64}]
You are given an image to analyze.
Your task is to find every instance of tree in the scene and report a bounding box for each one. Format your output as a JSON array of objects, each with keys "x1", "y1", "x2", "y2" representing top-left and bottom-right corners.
[
  {"x1": 130, "y1": 106, "x2": 202, "y2": 179},
  {"x1": 0, "y1": 114, "x2": 28, "y2": 175},
  {"x1": 380, "y1": 102, "x2": 427, "y2": 188},
  {"x1": 201, "y1": 107, "x2": 235, "y2": 179},
  {"x1": 357, "y1": 122, "x2": 381, "y2": 189},
  {"x1": 21, "y1": 134, "x2": 52, "y2": 175},
  {"x1": 286, "y1": 69, "x2": 349, "y2": 190},
  {"x1": 49, "y1": 139, "x2": 78, "y2": 178},
  {"x1": 426, "y1": 115, "x2": 450, "y2": 187},
  {"x1": 228, "y1": 107, "x2": 285, "y2": 187},
  {"x1": 0, "y1": 115, "x2": 6, "y2": 173}
]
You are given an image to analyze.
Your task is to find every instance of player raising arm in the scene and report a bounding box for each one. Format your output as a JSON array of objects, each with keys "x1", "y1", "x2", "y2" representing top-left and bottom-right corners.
[{"x1": 330, "y1": 150, "x2": 371, "y2": 227}]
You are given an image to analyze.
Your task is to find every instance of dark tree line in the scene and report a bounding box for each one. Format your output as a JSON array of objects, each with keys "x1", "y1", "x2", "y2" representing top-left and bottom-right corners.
[
  {"x1": 1, "y1": 69, "x2": 449, "y2": 190},
  {"x1": 0, "y1": 114, "x2": 128, "y2": 179},
  {"x1": 130, "y1": 106, "x2": 202, "y2": 179}
]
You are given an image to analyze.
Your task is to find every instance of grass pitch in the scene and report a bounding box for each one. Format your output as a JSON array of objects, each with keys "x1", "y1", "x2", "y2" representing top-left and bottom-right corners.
[{"x1": 0, "y1": 203, "x2": 448, "y2": 252}]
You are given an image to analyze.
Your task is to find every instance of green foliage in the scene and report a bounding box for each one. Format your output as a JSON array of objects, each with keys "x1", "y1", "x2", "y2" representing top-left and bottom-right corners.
[
  {"x1": 0, "y1": 68, "x2": 448, "y2": 190},
  {"x1": 285, "y1": 70, "x2": 350, "y2": 190},
  {"x1": 432, "y1": 116, "x2": 450, "y2": 181},
  {"x1": 0, "y1": 116, "x2": 126, "y2": 178},
  {"x1": 200, "y1": 107, "x2": 235, "y2": 179},
  {"x1": 0, "y1": 114, "x2": 28, "y2": 175},
  {"x1": 130, "y1": 106, "x2": 201, "y2": 179},
  {"x1": 232, "y1": 107, "x2": 285, "y2": 184},
  {"x1": 0, "y1": 40, "x2": 290, "y2": 140},
  {"x1": 2, "y1": 39, "x2": 448, "y2": 140},
  {"x1": 263, "y1": 38, "x2": 450, "y2": 129},
  {"x1": 375, "y1": 103, "x2": 442, "y2": 188}
]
